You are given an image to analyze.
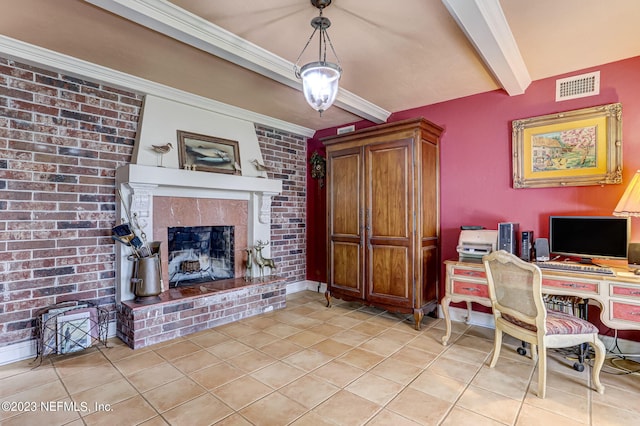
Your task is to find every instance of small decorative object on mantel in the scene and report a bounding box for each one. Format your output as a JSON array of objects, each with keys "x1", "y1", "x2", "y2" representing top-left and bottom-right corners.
[
  {"x1": 512, "y1": 103, "x2": 622, "y2": 188},
  {"x1": 309, "y1": 151, "x2": 326, "y2": 187},
  {"x1": 244, "y1": 247, "x2": 253, "y2": 281},
  {"x1": 254, "y1": 240, "x2": 276, "y2": 279},
  {"x1": 251, "y1": 159, "x2": 272, "y2": 178},
  {"x1": 151, "y1": 142, "x2": 172, "y2": 167}
]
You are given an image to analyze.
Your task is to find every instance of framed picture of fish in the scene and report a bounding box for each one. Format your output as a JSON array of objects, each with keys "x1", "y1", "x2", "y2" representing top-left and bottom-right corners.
[{"x1": 177, "y1": 130, "x2": 241, "y2": 175}]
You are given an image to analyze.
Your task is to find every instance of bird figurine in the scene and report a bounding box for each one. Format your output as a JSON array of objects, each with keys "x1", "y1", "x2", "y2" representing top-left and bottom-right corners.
[
  {"x1": 151, "y1": 142, "x2": 172, "y2": 167},
  {"x1": 251, "y1": 159, "x2": 272, "y2": 172},
  {"x1": 233, "y1": 161, "x2": 242, "y2": 174}
]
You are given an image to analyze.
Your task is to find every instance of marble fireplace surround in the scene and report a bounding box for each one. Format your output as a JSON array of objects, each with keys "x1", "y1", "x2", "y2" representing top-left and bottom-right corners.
[{"x1": 115, "y1": 164, "x2": 282, "y2": 304}]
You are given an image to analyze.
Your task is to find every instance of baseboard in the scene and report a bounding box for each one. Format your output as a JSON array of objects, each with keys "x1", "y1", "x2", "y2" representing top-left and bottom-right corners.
[
  {"x1": 437, "y1": 305, "x2": 640, "y2": 356},
  {"x1": 0, "y1": 283, "x2": 319, "y2": 365},
  {"x1": 0, "y1": 321, "x2": 118, "y2": 366},
  {"x1": 286, "y1": 280, "x2": 327, "y2": 294},
  {"x1": 3, "y1": 296, "x2": 637, "y2": 365},
  {"x1": 0, "y1": 339, "x2": 37, "y2": 366},
  {"x1": 438, "y1": 304, "x2": 495, "y2": 329},
  {"x1": 600, "y1": 335, "x2": 640, "y2": 357}
]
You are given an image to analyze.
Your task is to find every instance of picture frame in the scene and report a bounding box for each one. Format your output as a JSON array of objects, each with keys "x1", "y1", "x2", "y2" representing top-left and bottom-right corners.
[
  {"x1": 177, "y1": 130, "x2": 241, "y2": 175},
  {"x1": 41, "y1": 311, "x2": 58, "y2": 356},
  {"x1": 40, "y1": 302, "x2": 90, "y2": 355},
  {"x1": 57, "y1": 311, "x2": 91, "y2": 354},
  {"x1": 512, "y1": 103, "x2": 622, "y2": 188}
]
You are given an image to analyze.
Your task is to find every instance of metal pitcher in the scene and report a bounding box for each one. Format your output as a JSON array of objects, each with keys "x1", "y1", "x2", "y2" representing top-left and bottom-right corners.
[{"x1": 131, "y1": 253, "x2": 162, "y2": 302}]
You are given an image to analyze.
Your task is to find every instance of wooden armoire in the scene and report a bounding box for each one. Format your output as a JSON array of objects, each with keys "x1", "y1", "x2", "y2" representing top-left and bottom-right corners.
[{"x1": 323, "y1": 118, "x2": 443, "y2": 330}]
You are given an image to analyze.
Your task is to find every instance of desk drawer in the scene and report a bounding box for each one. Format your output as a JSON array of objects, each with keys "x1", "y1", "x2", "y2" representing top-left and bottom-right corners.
[
  {"x1": 611, "y1": 284, "x2": 640, "y2": 298},
  {"x1": 451, "y1": 267, "x2": 486, "y2": 279},
  {"x1": 611, "y1": 301, "x2": 640, "y2": 325},
  {"x1": 452, "y1": 280, "x2": 489, "y2": 298},
  {"x1": 543, "y1": 278, "x2": 599, "y2": 295}
]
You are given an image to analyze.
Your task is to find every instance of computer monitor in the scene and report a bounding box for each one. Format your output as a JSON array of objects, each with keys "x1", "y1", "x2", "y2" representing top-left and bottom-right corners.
[{"x1": 548, "y1": 216, "x2": 629, "y2": 263}]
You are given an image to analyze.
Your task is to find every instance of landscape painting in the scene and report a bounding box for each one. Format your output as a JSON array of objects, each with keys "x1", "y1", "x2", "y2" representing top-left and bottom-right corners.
[
  {"x1": 531, "y1": 125, "x2": 597, "y2": 172},
  {"x1": 512, "y1": 103, "x2": 622, "y2": 188}
]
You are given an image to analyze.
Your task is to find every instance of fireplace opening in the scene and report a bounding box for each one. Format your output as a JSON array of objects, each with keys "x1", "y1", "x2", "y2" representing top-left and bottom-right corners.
[{"x1": 167, "y1": 226, "x2": 235, "y2": 287}]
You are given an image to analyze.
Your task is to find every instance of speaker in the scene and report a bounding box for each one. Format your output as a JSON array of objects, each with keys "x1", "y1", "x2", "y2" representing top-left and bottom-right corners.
[
  {"x1": 629, "y1": 243, "x2": 640, "y2": 268},
  {"x1": 521, "y1": 231, "x2": 534, "y2": 261},
  {"x1": 498, "y1": 222, "x2": 519, "y2": 255},
  {"x1": 535, "y1": 238, "x2": 550, "y2": 261}
]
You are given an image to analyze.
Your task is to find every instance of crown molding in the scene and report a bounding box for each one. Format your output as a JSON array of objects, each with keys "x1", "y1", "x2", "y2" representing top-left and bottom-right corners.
[
  {"x1": 85, "y1": 0, "x2": 390, "y2": 123},
  {"x1": 442, "y1": 0, "x2": 531, "y2": 96},
  {"x1": 0, "y1": 35, "x2": 315, "y2": 137}
]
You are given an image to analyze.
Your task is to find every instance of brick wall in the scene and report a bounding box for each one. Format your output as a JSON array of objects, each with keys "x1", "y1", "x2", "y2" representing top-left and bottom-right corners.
[
  {"x1": 0, "y1": 57, "x2": 143, "y2": 347},
  {"x1": 255, "y1": 125, "x2": 307, "y2": 283},
  {"x1": 0, "y1": 57, "x2": 308, "y2": 350}
]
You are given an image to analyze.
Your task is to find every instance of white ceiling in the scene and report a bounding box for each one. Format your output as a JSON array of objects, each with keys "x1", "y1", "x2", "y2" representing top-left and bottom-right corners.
[{"x1": 1, "y1": 0, "x2": 640, "y2": 133}]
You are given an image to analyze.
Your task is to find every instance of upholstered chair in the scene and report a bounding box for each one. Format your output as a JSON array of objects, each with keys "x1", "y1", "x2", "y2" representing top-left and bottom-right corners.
[{"x1": 483, "y1": 250, "x2": 605, "y2": 398}]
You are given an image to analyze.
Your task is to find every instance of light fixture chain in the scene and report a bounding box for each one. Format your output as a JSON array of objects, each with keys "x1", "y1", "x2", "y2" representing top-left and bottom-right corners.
[
  {"x1": 294, "y1": 26, "x2": 320, "y2": 71},
  {"x1": 323, "y1": 29, "x2": 341, "y2": 69}
]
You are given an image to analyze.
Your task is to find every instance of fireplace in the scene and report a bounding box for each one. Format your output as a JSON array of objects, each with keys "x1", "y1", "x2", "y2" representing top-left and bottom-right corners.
[
  {"x1": 115, "y1": 164, "x2": 282, "y2": 304},
  {"x1": 168, "y1": 225, "x2": 235, "y2": 287},
  {"x1": 114, "y1": 164, "x2": 286, "y2": 349}
]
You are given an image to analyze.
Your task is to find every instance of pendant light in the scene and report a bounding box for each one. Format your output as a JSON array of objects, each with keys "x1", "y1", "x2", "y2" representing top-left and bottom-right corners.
[{"x1": 294, "y1": 0, "x2": 342, "y2": 114}]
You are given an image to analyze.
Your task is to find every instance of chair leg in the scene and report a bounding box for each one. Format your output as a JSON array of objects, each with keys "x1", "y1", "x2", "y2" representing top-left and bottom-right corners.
[
  {"x1": 537, "y1": 346, "x2": 547, "y2": 398},
  {"x1": 589, "y1": 337, "x2": 606, "y2": 394},
  {"x1": 489, "y1": 329, "x2": 502, "y2": 368}
]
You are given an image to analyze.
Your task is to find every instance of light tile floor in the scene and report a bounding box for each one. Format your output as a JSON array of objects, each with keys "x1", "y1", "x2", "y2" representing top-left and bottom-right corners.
[{"x1": 1, "y1": 291, "x2": 638, "y2": 425}]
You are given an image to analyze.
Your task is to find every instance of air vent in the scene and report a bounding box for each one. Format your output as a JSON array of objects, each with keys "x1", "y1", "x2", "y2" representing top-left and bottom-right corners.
[
  {"x1": 337, "y1": 125, "x2": 355, "y2": 135},
  {"x1": 556, "y1": 71, "x2": 600, "y2": 101}
]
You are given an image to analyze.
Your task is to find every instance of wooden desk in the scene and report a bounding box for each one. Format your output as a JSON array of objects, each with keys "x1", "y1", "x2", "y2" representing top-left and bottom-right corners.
[{"x1": 441, "y1": 259, "x2": 640, "y2": 345}]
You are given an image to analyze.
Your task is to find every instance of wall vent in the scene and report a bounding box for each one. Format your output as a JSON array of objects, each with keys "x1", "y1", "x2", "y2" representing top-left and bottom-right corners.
[
  {"x1": 337, "y1": 125, "x2": 355, "y2": 135},
  {"x1": 556, "y1": 71, "x2": 600, "y2": 101}
]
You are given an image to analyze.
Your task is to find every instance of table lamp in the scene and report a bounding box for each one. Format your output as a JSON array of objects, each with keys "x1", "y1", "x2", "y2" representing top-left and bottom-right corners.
[{"x1": 613, "y1": 170, "x2": 640, "y2": 268}]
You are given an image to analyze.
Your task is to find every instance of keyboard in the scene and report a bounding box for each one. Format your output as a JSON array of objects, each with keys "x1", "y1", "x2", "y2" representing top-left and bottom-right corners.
[{"x1": 535, "y1": 260, "x2": 614, "y2": 275}]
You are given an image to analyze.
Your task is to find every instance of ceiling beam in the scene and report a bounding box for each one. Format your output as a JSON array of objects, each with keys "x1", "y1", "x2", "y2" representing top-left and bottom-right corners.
[
  {"x1": 442, "y1": 0, "x2": 531, "y2": 96},
  {"x1": 85, "y1": 0, "x2": 391, "y2": 123}
]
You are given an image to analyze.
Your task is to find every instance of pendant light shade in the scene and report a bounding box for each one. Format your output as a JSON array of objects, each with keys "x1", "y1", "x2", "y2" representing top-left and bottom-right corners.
[
  {"x1": 294, "y1": 0, "x2": 342, "y2": 114},
  {"x1": 300, "y1": 62, "x2": 341, "y2": 113}
]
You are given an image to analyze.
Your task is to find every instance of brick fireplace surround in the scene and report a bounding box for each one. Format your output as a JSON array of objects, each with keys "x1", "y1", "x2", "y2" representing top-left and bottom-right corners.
[
  {"x1": 114, "y1": 166, "x2": 289, "y2": 349},
  {"x1": 0, "y1": 57, "x2": 308, "y2": 360},
  {"x1": 117, "y1": 276, "x2": 287, "y2": 349}
]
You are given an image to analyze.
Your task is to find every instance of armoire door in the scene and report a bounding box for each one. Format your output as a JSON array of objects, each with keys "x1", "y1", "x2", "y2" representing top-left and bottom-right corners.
[
  {"x1": 365, "y1": 139, "x2": 414, "y2": 308},
  {"x1": 327, "y1": 147, "x2": 365, "y2": 300}
]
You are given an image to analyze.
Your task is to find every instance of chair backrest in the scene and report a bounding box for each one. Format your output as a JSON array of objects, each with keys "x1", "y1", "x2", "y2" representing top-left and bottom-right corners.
[{"x1": 483, "y1": 250, "x2": 546, "y2": 333}]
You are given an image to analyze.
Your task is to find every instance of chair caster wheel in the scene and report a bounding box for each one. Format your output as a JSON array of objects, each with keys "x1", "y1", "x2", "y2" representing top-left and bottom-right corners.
[
  {"x1": 517, "y1": 347, "x2": 527, "y2": 356},
  {"x1": 573, "y1": 362, "x2": 585, "y2": 372}
]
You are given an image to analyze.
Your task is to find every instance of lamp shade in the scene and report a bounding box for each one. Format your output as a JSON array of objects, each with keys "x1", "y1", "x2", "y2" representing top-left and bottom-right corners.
[
  {"x1": 613, "y1": 170, "x2": 640, "y2": 217},
  {"x1": 300, "y1": 61, "x2": 341, "y2": 113}
]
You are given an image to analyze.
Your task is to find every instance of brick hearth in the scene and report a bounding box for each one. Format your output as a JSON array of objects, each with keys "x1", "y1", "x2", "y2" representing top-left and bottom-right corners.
[{"x1": 116, "y1": 276, "x2": 286, "y2": 349}]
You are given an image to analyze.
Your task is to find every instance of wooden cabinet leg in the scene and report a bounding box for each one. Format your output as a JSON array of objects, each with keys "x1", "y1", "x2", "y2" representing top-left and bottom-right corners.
[
  {"x1": 413, "y1": 309, "x2": 423, "y2": 331},
  {"x1": 325, "y1": 290, "x2": 332, "y2": 308}
]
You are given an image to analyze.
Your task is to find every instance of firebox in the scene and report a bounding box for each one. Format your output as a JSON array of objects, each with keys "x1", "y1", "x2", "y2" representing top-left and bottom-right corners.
[{"x1": 167, "y1": 226, "x2": 235, "y2": 287}]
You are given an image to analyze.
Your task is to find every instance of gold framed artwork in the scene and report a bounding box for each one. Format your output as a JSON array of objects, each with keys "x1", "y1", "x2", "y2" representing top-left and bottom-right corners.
[
  {"x1": 177, "y1": 130, "x2": 241, "y2": 175},
  {"x1": 512, "y1": 103, "x2": 622, "y2": 188}
]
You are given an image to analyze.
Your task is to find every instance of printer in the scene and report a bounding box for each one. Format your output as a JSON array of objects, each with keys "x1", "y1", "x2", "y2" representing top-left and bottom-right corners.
[{"x1": 456, "y1": 229, "x2": 498, "y2": 259}]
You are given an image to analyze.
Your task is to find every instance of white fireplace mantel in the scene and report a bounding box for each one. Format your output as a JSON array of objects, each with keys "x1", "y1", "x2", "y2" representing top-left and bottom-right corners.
[
  {"x1": 117, "y1": 164, "x2": 282, "y2": 195},
  {"x1": 114, "y1": 164, "x2": 282, "y2": 303}
]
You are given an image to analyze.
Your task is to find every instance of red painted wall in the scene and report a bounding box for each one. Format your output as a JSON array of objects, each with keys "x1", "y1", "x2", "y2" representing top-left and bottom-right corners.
[
  {"x1": 306, "y1": 56, "x2": 640, "y2": 339},
  {"x1": 392, "y1": 56, "x2": 640, "y2": 263}
]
